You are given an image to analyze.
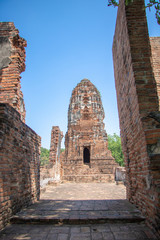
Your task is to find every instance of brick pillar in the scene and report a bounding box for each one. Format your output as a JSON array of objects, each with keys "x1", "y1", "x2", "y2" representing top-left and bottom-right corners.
[
  {"x1": 49, "y1": 126, "x2": 63, "y2": 180},
  {"x1": 150, "y1": 37, "x2": 160, "y2": 106},
  {"x1": 0, "y1": 22, "x2": 26, "y2": 122},
  {"x1": 112, "y1": 0, "x2": 160, "y2": 236}
]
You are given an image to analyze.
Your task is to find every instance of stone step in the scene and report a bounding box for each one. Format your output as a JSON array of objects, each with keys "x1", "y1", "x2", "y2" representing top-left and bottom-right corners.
[
  {"x1": 64, "y1": 169, "x2": 114, "y2": 175},
  {"x1": 10, "y1": 194, "x2": 146, "y2": 227},
  {"x1": 10, "y1": 210, "x2": 145, "y2": 225},
  {"x1": 62, "y1": 174, "x2": 115, "y2": 183}
]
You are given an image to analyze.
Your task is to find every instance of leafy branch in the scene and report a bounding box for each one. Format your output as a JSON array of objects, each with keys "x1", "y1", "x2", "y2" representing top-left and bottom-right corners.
[
  {"x1": 108, "y1": 0, "x2": 133, "y2": 7},
  {"x1": 108, "y1": 0, "x2": 160, "y2": 25},
  {"x1": 145, "y1": 0, "x2": 160, "y2": 24}
]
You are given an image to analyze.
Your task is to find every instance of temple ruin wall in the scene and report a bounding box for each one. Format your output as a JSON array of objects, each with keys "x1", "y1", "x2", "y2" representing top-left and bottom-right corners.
[
  {"x1": 0, "y1": 103, "x2": 41, "y2": 230},
  {"x1": 150, "y1": 37, "x2": 160, "y2": 106},
  {"x1": 0, "y1": 22, "x2": 41, "y2": 231},
  {"x1": 112, "y1": 0, "x2": 160, "y2": 236},
  {"x1": 0, "y1": 22, "x2": 26, "y2": 123}
]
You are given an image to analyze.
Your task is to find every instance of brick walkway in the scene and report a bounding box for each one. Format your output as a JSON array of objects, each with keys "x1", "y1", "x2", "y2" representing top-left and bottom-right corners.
[
  {"x1": 41, "y1": 182, "x2": 126, "y2": 200},
  {"x1": 0, "y1": 183, "x2": 158, "y2": 239}
]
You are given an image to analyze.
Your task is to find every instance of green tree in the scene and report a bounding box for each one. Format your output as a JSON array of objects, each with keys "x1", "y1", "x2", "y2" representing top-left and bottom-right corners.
[
  {"x1": 40, "y1": 147, "x2": 50, "y2": 166},
  {"x1": 108, "y1": 133, "x2": 124, "y2": 166},
  {"x1": 61, "y1": 148, "x2": 65, "y2": 153},
  {"x1": 108, "y1": 0, "x2": 160, "y2": 25}
]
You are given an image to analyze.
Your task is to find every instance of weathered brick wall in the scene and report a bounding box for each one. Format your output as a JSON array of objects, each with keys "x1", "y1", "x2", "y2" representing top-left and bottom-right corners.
[
  {"x1": 0, "y1": 22, "x2": 26, "y2": 123},
  {"x1": 150, "y1": 37, "x2": 160, "y2": 105},
  {"x1": 40, "y1": 165, "x2": 55, "y2": 189},
  {"x1": 0, "y1": 22, "x2": 41, "y2": 231},
  {"x1": 0, "y1": 103, "x2": 41, "y2": 230},
  {"x1": 112, "y1": 0, "x2": 160, "y2": 236},
  {"x1": 115, "y1": 167, "x2": 126, "y2": 183}
]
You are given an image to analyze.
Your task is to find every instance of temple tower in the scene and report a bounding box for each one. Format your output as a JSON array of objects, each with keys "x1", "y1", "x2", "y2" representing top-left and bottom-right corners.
[{"x1": 62, "y1": 79, "x2": 118, "y2": 182}]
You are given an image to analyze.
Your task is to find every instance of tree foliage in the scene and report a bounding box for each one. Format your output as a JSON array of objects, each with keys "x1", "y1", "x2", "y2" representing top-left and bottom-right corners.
[
  {"x1": 108, "y1": 133, "x2": 124, "y2": 166},
  {"x1": 61, "y1": 148, "x2": 65, "y2": 153},
  {"x1": 108, "y1": 0, "x2": 160, "y2": 25},
  {"x1": 40, "y1": 147, "x2": 50, "y2": 166},
  {"x1": 40, "y1": 148, "x2": 65, "y2": 166}
]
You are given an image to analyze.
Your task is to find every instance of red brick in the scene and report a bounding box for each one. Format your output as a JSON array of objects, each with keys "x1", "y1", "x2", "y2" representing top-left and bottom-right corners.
[{"x1": 112, "y1": 0, "x2": 160, "y2": 237}]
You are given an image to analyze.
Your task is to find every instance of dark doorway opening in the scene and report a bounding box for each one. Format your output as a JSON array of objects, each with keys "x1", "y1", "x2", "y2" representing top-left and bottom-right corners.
[{"x1": 83, "y1": 147, "x2": 90, "y2": 164}]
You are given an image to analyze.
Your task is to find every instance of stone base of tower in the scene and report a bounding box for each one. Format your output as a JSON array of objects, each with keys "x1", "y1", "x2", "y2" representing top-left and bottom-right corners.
[
  {"x1": 62, "y1": 174, "x2": 115, "y2": 183},
  {"x1": 61, "y1": 158, "x2": 118, "y2": 183}
]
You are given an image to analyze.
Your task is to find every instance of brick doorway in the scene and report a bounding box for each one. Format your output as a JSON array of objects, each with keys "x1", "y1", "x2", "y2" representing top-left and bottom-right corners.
[{"x1": 83, "y1": 147, "x2": 90, "y2": 164}]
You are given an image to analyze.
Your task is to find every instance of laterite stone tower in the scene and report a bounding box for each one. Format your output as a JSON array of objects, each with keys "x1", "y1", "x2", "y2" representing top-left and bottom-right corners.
[{"x1": 62, "y1": 79, "x2": 117, "y2": 182}]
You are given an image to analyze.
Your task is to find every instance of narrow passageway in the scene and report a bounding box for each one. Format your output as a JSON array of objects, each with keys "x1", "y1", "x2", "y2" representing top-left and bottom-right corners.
[{"x1": 0, "y1": 183, "x2": 158, "y2": 240}]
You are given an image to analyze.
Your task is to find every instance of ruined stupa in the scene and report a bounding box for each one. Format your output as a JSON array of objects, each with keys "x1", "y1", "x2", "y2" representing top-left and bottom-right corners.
[{"x1": 62, "y1": 79, "x2": 118, "y2": 182}]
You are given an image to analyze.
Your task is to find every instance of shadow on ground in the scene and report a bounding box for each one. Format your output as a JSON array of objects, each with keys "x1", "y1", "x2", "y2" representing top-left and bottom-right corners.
[
  {"x1": 0, "y1": 183, "x2": 158, "y2": 240},
  {"x1": 10, "y1": 199, "x2": 144, "y2": 225}
]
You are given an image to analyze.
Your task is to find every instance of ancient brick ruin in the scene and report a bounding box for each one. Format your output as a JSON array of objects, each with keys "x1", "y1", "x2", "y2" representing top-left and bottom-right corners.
[
  {"x1": 40, "y1": 127, "x2": 63, "y2": 190},
  {"x1": 0, "y1": 22, "x2": 26, "y2": 122},
  {"x1": 62, "y1": 79, "x2": 118, "y2": 182},
  {"x1": 1, "y1": 2, "x2": 160, "y2": 236},
  {"x1": 112, "y1": 0, "x2": 160, "y2": 235},
  {"x1": 0, "y1": 22, "x2": 41, "y2": 230},
  {"x1": 49, "y1": 126, "x2": 63, "y2": 181},
  {"x1": 150, "y1": 37, "x2": 160, "y2": 104}
]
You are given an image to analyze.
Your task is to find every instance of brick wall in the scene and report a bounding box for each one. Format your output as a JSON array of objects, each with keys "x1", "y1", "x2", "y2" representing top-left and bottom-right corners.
[
  {"x1": 150, "y1": 37, "x2": 160, "y2": 105},
  {"x1": 0, "y1": 103, "x2": 41, "y2": 230},
  {"x1": 0, "y1": 22, "x2": 26, "y2": 123},
  {"x1": 0, "y1": 22, "x2": 41, "y2": 231},
  {"x1": 112, "y1": 0, "x2": 160, "y2": 236}
]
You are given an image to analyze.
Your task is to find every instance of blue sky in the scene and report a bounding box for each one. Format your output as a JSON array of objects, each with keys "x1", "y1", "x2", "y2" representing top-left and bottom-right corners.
[{"x1": 0, "y1": 0, "x2": 159, "y2": 149}]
